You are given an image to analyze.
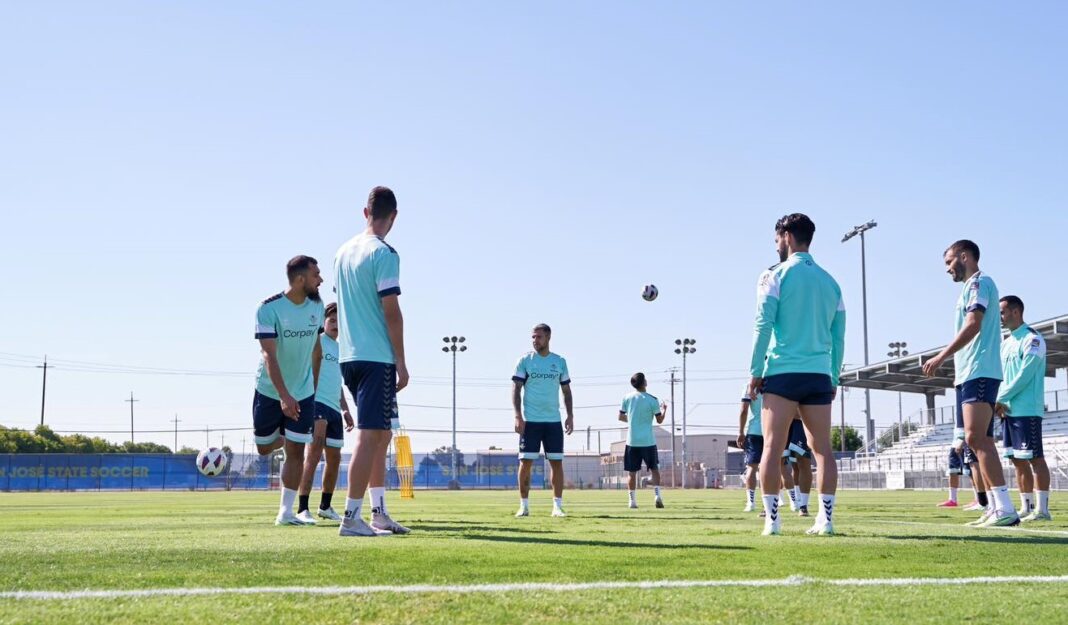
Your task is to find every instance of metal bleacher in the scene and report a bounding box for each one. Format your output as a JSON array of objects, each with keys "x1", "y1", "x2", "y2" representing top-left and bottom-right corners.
[{"x1": 855, "y1": 409, "x2": 1068, "y2": 476}]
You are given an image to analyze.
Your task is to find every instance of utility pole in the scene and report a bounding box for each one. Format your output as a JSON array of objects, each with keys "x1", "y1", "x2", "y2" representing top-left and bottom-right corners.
[
  {"x1": 36, "y1": 356, "x2": 49, "y2": 426},
  {"x1": 125, "y1": 392, "x2": 138, "y2": 443},
  {"x1": 171, "y1": 414, "x2": 181, "y2": 452}
]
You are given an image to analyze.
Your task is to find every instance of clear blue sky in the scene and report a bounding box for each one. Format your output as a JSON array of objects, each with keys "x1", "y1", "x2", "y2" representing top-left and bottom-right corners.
[{"x1": 2, "y1": 2, "x2": 1066, "y2": 453}]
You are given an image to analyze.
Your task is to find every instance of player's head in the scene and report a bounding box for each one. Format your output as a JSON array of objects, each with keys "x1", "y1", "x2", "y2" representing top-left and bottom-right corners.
[
  {"x1": 531, "y1": 323, "x2": 551, "y2": 353},
  {"x1": 774, "y1": 213, "x2": 815, "y2": 261},
  {"x1": 287, "y1": 255, "x2": 322, "y2": 301},
  {"x1": 942, "y1": 240, "x2": 979, "y2": 282},
  {"x1": 364, "y1": 186, "x2": 398, "y2": 234},
  {"x1": 324, "y1": 302, "x2": 339, "y2": 338},
  {"x1": 999, "y1": 295, "x2": 1024, "y2": 330},
  {"x1": 630, "y1": 372, "x2": 647, "y2": 391}
]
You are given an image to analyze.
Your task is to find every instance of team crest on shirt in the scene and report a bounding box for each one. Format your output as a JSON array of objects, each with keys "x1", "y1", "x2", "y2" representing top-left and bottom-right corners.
[{"x1": 308, "y1": 314, "x2": 319, "y2": 327}]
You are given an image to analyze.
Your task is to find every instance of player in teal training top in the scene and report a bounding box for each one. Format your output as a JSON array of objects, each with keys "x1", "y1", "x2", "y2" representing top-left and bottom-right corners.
[
  {"x1": 923, "y1": 239, "x2": 1018, "y2": 527},
  {"x1": 996, "y1": 295, "x2": 1051, "y2": 521},
  {"x1": 297, "y1": 302, "x2": 355, "y2": 524},
  {"x1": 747, "y1": 213, "x2": 845, "y2": 537},
  {"x1": 253, "y1": 255, "x2": 324, "y2": 526},
  {"x1": 335, "y1": 186, "x2": 410, "y2": 538},
  {"x1": 513, "y1": 324, "x2": 574, "y2": 518},
  {"x1": 618, "y1": 372, "x2": 667, "y2": 509}
]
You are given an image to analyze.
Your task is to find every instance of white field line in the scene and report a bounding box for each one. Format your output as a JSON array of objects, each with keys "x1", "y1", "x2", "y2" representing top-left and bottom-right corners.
[{"x1": 4, "y1": 575, "x2": 1068, "y2": 601}]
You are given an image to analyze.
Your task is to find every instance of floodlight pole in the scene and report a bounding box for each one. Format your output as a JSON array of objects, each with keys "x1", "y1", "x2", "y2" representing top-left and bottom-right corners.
[
  {"x1": 888, "y1": 342, "x2": 909, "y2": 436},
  {"x1": 842, "y1": 221, "x2": 877, "y2": 447},
  {"x1": 442, "y1": 336, "x2": 467, "y2": 486},
  {"x1": 674, "y1": 339, "x2": 696, "y2": 488}
]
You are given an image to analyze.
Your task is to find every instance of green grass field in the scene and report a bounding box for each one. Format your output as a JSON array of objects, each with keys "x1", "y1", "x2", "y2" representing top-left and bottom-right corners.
[{"x1": 2, "y1": 489, "x2": 1067, "y2": 624}]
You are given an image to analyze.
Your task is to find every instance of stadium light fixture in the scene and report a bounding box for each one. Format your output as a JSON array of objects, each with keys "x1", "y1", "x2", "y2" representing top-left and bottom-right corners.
[
  {"x1": 842, "y1": 220, "x2": 878, "y2": 446},
  {"x1": 443, "y1": 335, "x2": 468, "y2": 488}
]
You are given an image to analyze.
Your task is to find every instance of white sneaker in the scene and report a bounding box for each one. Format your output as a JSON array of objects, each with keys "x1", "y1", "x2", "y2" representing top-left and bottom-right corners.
[
  {"x1": 789, "y1": 501, "x2": 798, "y2": 512},
  {"x1": 317, "y1": 507, "x2": 342, "y2": 521},
  {"x1": 372, "y1": 512, "x2": 410, "y2": 535},
  {"x1": 743, "y1": 502, "x2": 755, "y2": 512},
  {"x1": 295, "y1": 510, "x2": 318, "y2": 525},
  {"x1": 551, "y1": 506, "x2": 567, "y2": 517},
  {"x1": 339, "y1": 517, "x2": 381, "y2": 537},
  {"x1": 805, "y1": 521, "x2": 835, "y2": 536},
  {"x1": 275, "y1": 510, "x2": 309, "y2": 526},
  {"x1": 628, "y1": 500, "x2": 638, "y2": 509},
  {"x1": 515, "y1": 506, "x2": 529, "y2": 518}
]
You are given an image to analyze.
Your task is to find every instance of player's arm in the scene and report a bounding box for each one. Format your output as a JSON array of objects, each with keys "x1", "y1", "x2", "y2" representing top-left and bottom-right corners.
[
  {"x1": 340, "y1": 390, "x2": 354, "y2": 431},
  {"x1": 311, "y1": 336, "x2": 323, "y2": 391},
  {"x1": 737, "y1": 400, "x2": 749, "y2": 448},
  {"x1": 830, "y1": 296, "x2": 846, "y2": 388},
  {"x1": 258, "y1": 338, "x2": 298, "y2": 419},
  {"x1": 655, "y1": 402, "x2": 666, "y2": 425},
  {"x1": 381, "y1": 294, "x2": 408, "y2": 392},
  {"x1": 923, "y1": 310, "x2": 983, "y2": 377},
  {"x1": 512, "y1": 379, "x2": 525, "y2": 434},
  {"x1": 749, "y1": 270, "x2": 779, "y2": 396},
  {"x1": 618, "y1": 410, "x2": 627, "y2": 423},
  {"x1": 561, "y1": 383, "x2": 574, "y2": 435}
]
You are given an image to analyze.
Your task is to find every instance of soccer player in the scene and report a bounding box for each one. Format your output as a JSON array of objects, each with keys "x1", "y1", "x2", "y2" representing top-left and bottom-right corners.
[
  {"x1": 787, "y1": 417, "x2": 814, "y2": 516},
  {"x1": 941, "y1": 441, "x2": 985, "y2": 509},
  {"x1": 253, "y1": 255, "x2": 325, "y2": 525},
  {"x1": 618, "y1": 372, "x2": 667, "y2": 509},
  {"x1": 513, "y1": 323, "x2": 574, "y2": 518},
  {"x1": 748, "y1": 214, "x2": 845, "y2": 536},
  {"x1": 737, "y1": 385, "x2": 792, "y2": 513},
  {"x1": 335, "y1": 186, "x2": 411, "y2": 537},
  {"x1": 922, "y1": 240, "x2": 1018, "y2": 527},
  {"x1": 996, "y1": 295, "x2": 1051, "y2": 521},
  {"x1": 297, "y1": 302, "x2": 355, "y2": 524}
]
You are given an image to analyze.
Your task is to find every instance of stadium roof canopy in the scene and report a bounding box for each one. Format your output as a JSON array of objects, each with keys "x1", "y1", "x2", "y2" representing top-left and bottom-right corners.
[{"x1": 840, "y1": 314, "x2": 1068, "y2": 397}]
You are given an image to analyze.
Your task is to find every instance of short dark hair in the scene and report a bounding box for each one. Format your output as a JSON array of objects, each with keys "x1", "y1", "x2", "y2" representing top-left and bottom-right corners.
[
  {"x1": 533, "y1": 323, "x2": 551, "y2": 335},
  {"x1": 945, "y1": 239, "x2": 980, "y2": 261},
  {"x1": 367, "y1": 186, "x2": 397, "y2": 221},
  {"x1": 775, "y1": 213, "x2": 816, "y2": 246},
  {"x1": 325, "y1": 302, "x2": 338, "y2": 318},
  {"x1": 1000, "y1": 295, "x2": 1024, "y2": 314},
  {"x1": 630, "y1": 372, "x2": 646, "y2": 390},
  {"x1": 286, "y1": 255, "x2": 318, "y2": 282}
]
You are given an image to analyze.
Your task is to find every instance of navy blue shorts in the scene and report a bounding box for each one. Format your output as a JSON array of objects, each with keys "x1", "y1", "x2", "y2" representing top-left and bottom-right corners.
[
  {"x1": 762, "y1": 373, "x2": 835, "y2": 406},
  {"x1": 787, "y1": 419, "x2": 811, "y2": 458},
  {"x1": 955, "y1": 378, "x2": 999, "y2": 438},
  {"x1": 946, "y1": 447, "x2": 972, "y2": 476},
  {"x1": 744, "y1": 435, "x2": 764, "y2": 466},
  {"x1": 519, "y1": 421, "x2": 564, "y2": 461},
  {"x1": 314, "y1": 402, "x2": 346, "y2": 449},
  {"x1": 252, "y1": 391, "x2": 316, "y2": 446},
  {"x1": 1002, "y1": 417, "x2": 1043, "y2": 460},
  {"x1": 624, "y1": 445, "x2": 659, "y2": 472},
  {"x1": 341, "y1": 361, "x2": 398, "y2": 431}
]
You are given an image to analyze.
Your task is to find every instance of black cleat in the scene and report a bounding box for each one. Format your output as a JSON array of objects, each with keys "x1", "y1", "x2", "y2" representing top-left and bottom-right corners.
[
  {"x1": 655, "y1": 498, "x2": 664, "y2": 509},
  {"x1": 798, "y1": 505, "x2": 810, "y2": 517}
]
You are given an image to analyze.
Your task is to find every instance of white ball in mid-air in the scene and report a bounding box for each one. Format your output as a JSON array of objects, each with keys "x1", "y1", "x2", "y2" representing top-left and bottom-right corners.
[
  {"x1": 641, "y1": 284, "x2": 659, "y2": 302},
  {"x1": 196, "y1": 447, "x2": 227, "y2": 477}
]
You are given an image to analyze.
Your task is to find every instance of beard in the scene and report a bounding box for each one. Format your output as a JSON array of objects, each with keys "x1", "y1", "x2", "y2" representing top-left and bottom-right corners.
[
  {"x1": 778, "y1": 247, "x2": 788, "y2": 263},
  {"x1": 307, "y1": 288, "x2": 322, "y2": 302}
]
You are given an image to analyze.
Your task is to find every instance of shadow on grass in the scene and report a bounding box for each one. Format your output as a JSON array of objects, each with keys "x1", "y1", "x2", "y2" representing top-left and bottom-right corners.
[
  {"x1": 885, "y1": 534, "x2": 1068, "y2": 546},
  {"x1": 462, "y1": 534, "x2": 751, "y2": 550},
  {"x1": 584, "y1": 515, "x2": 707, "y2": 522},
  {"x1": 412, "y1": 524, "x2": 554, "y2": 534}
]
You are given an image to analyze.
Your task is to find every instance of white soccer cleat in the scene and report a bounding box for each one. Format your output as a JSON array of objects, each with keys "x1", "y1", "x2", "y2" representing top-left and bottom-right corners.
[
  {"x1": 628, "y1": 501, "x2": 638, "y2": 509},
  {"x1": 966, "y1": 508, "x2": 995, "y2": 527},
  {"x1": 762, "y1": 522, "x2": 781, "y2": 536},
  {"x1": 317, "y1": 507, "x2": 342, "y2": 521},
  {"x1": 295, "y1": 510, "x2": 318, "y2": 525},
  {"x1": 275, "y1": 510, "x2": 310, "y2": 526},
  {"x1": 1022, "y1": 510, "x2": 1052, "y2": 522},
  {"x1": 372, "y1": 512, "x2": 411, "y2": 535},
  {"x1": 551, "y1": 506, "x2": 567, "y2": 518},
  {"x1": 515, "y1": 506, "x2": 529, "y2": 518},
  {"x1": 805, "y1": 521, "x2": 834, "y2": 536},
  {"x1": 338, "y1": 516, "x2": 381, "y2": 537},
  {"x1": 743, "y1": 502, "x2": 755, "y2": 512}
]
